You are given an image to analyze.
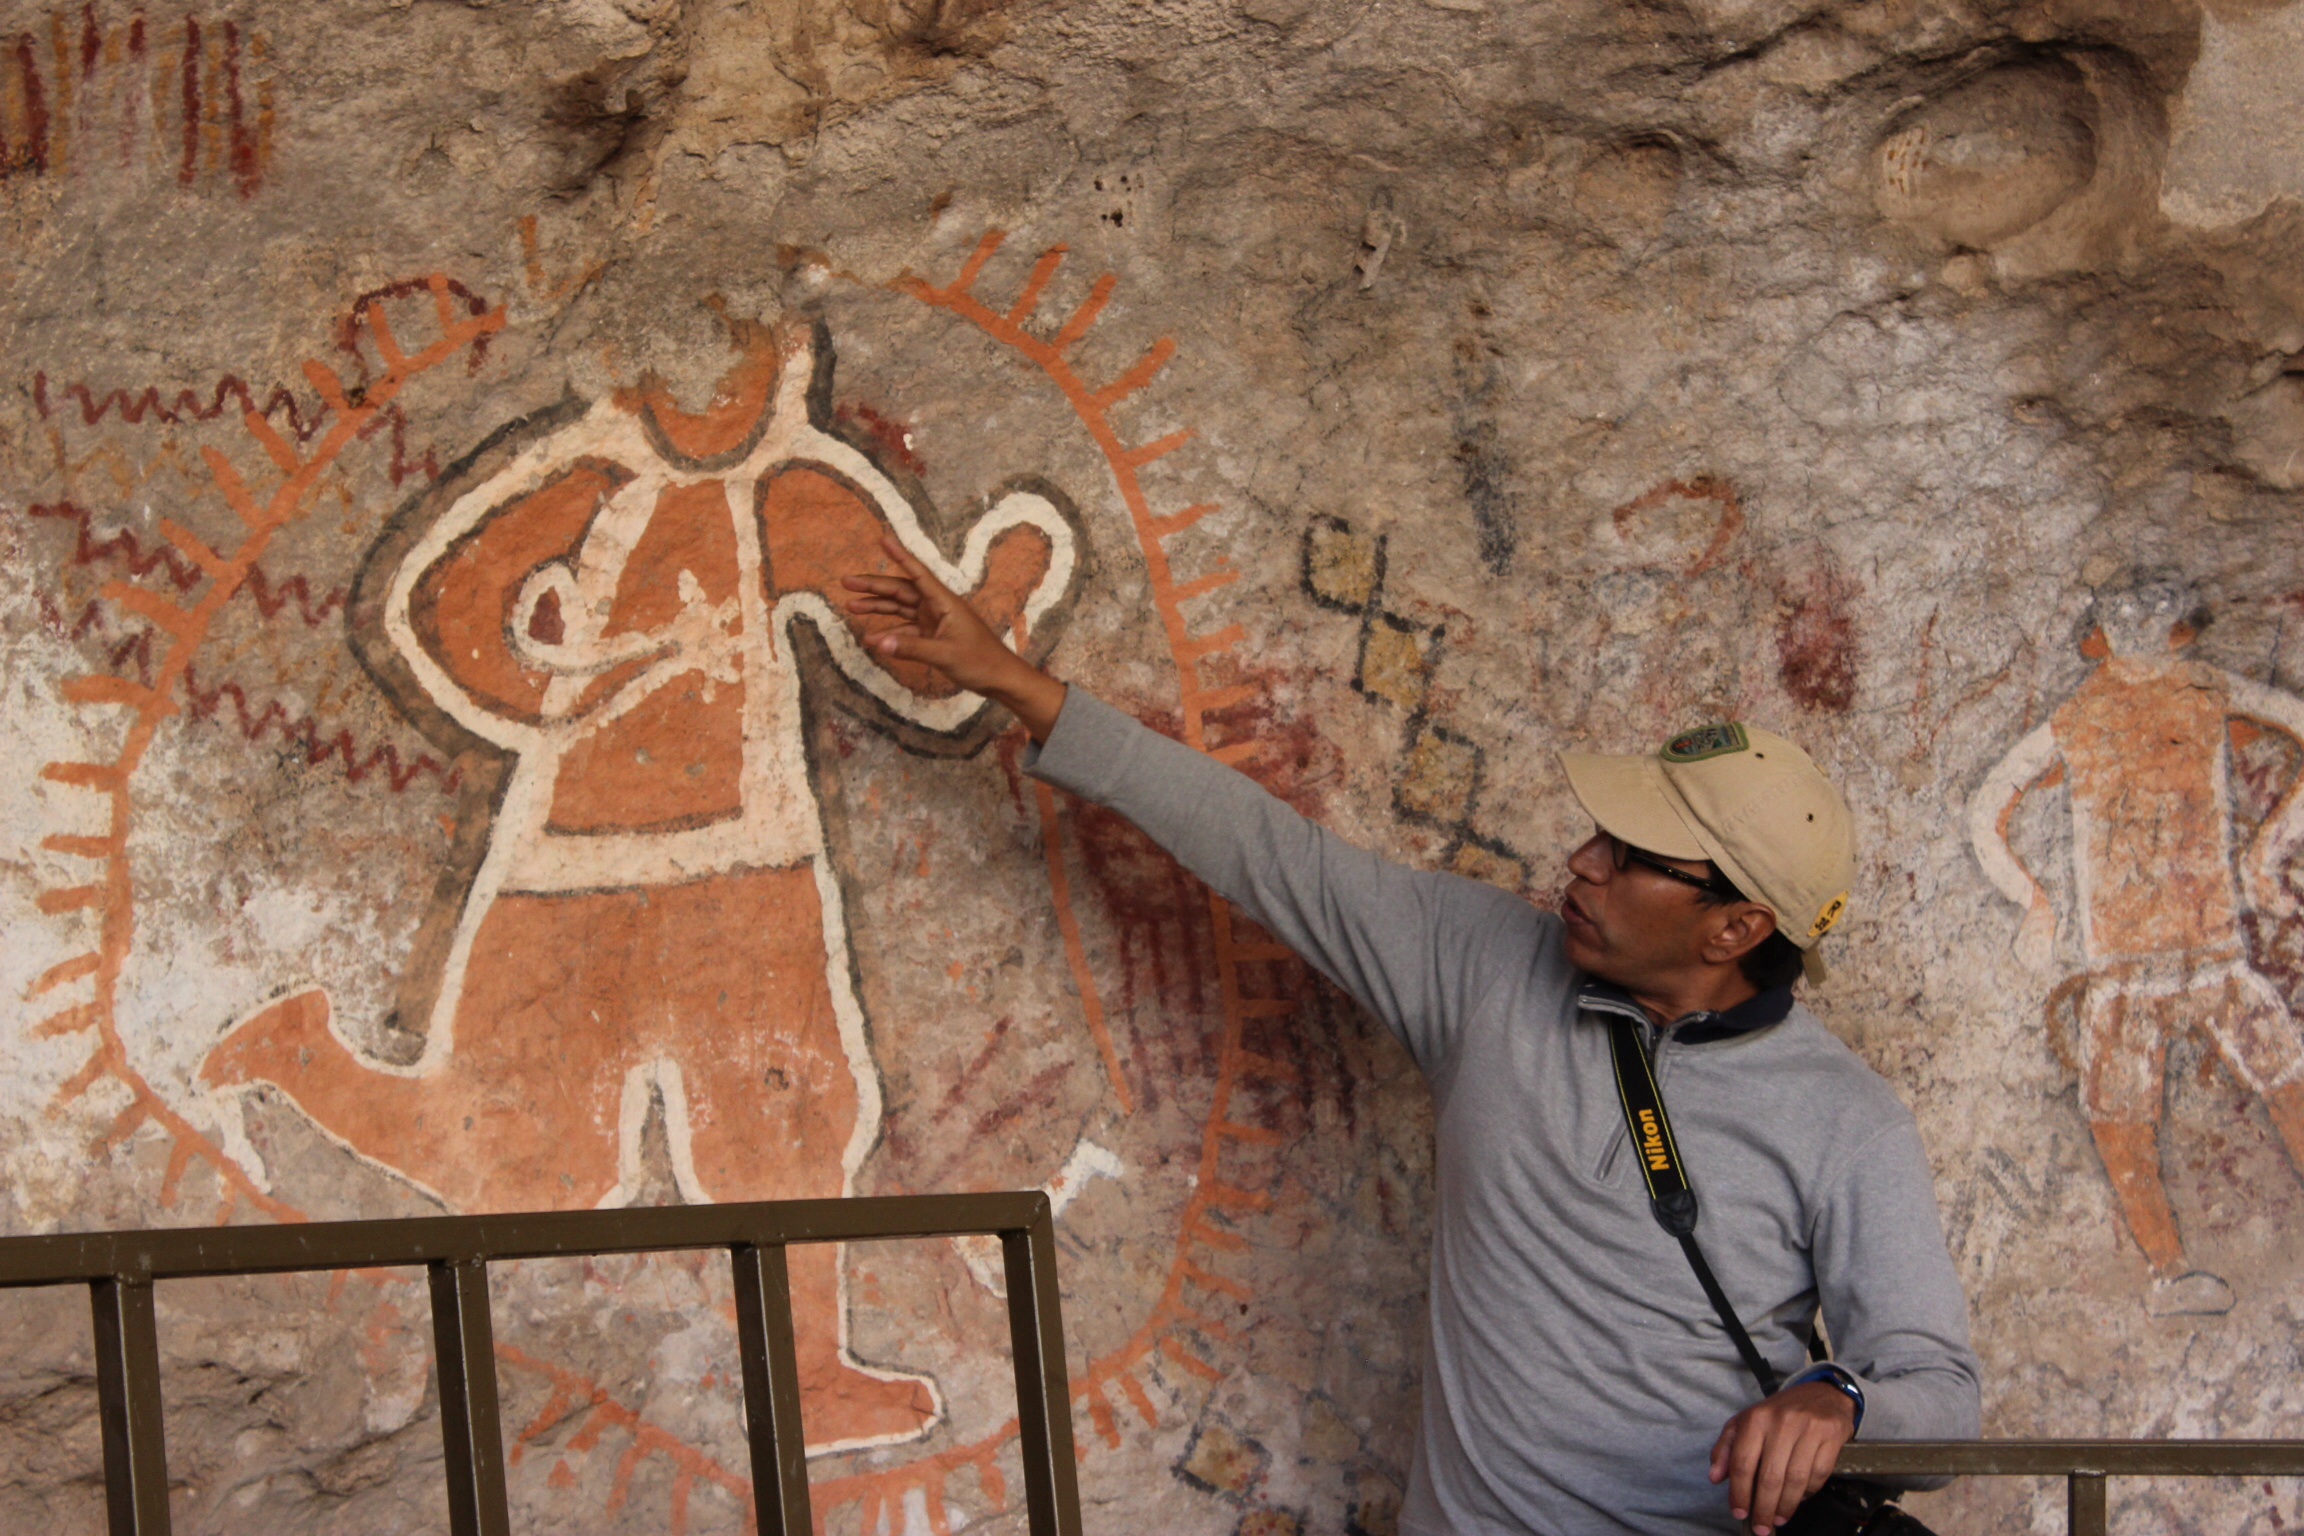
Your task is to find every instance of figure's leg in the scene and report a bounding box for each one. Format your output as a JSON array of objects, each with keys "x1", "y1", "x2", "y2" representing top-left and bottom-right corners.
[
  {"x1": 2082, "y1": 975, "x2": 2234, "y2": 1315},
  {"x1": 650, "y1": 866, "x2": 937, "y2": 1452},
  {"x1": 2078, "y1": 983, "x2": 2181, "y2": 1259},
  {"x1": 2205, "y1": 968, "x2": 2304, "y2": 1185},
  {"x1": 202, "y1": 891, "x2": 637, "y2": 1213}
]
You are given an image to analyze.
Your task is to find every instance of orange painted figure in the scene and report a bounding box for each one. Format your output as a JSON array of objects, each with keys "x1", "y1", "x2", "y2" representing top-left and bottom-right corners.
[
  {"x1": 1970, "y1": 584, "x2": 2304, "y2": 1316},
  {"x1": 202, "y1": 319, "x2": 1077, "y2": 1449}
]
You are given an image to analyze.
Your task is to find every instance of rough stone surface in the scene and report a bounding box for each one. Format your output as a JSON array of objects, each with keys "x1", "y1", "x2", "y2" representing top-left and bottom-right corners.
[{"x1": 4, "y1": 2, "x2": 2304, "y2": 1533}]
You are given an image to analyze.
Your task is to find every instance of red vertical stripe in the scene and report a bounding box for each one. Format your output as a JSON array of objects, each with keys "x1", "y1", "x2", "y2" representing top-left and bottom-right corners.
[
  {"x1": 178, "y1": 15, "x2": 198, "y2": 184},
  {"x1": 222, "y1": 20, "x2": 254, "y2": 195},
  {"x1": 18, "y1": 35, "x2": 49, "y2": 173},
  {"x1": 123, "y1": 15, "x2": 145, "y2": 169}
]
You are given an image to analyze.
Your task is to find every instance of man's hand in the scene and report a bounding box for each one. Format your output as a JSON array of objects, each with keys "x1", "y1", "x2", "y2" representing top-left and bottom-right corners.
[
  {"x1": 1709, "y1": 1381, "x2": 1856, "y2": 1535},
  {"x1": 840, "y1": 534, "x2": 1068, "y2": 740}
]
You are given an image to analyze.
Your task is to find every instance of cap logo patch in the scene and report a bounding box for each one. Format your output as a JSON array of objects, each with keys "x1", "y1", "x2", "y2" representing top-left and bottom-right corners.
[
  {"x1": 1808, "y1": 891, "x2": 1849, "y2": 940},
  {"x1": 1660, "y1": 723, "x2": 1749, "y2": 763}
]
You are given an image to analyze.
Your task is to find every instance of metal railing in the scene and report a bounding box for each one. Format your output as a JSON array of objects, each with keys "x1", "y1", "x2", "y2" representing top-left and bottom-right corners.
[
  {"x1": 0, "y1": 1193, "x2": 1081, "y2": 1536},
  {"x1": 1838, "y1": 1438, "x2": 2304, "y2": 1535}
]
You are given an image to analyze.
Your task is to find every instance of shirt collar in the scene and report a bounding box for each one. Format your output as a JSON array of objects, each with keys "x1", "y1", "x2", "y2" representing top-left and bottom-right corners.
[{"x1": 1574, "y1": 978, "x2": 1795, "y2": 1045}]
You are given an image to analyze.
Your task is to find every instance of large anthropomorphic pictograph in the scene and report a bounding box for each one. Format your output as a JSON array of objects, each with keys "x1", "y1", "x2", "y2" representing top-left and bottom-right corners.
[
  {"x1": 1970, "y1": 583, "x2": 2304, "y2": 1316},
  {"x1": 200, "y1": 317, "x2": 1078, "y2": 1451}
]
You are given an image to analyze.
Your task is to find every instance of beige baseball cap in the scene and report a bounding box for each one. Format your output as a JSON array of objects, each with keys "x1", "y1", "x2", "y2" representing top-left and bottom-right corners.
[{"x1": 1558, "y1": 722, "x2": 1855, "y2": 982}]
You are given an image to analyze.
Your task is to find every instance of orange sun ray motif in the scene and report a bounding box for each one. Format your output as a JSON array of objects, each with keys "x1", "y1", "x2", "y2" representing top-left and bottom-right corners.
[
  {"x1": 33, "y1": 273, "x2": 503, "y2": 1229},
  {"x1": 31, "y1": 235, "x2": 1309, "y2": 1535}
]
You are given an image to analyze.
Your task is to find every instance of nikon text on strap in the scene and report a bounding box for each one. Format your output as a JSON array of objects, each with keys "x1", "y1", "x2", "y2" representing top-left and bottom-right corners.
[{"x1": 1603, "y1": 1014, "x2": 1783, "y2": 1395}]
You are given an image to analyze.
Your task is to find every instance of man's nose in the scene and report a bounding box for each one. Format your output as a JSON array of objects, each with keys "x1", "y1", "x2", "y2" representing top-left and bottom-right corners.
[{"x1": 1566, "y1": 833, "x2": 1613, "y2": 883}]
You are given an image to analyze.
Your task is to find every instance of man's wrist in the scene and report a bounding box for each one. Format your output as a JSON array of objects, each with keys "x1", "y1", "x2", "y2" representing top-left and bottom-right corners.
[
  {"x1": 995, "y1": 667, "x2": 1067, "y2": 743},
  {"x1": 1785, "y1": 1363, "x2": 1865, "y2": 1435}
]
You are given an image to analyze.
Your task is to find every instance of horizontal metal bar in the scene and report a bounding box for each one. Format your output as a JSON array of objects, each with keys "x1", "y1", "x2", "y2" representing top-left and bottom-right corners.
[
  {"x1": 0, "y1": 1193, "x2": 1046, "y2": 1289},
  {"x1": 1836, "y1": 1440, "x2": 2304, "y2": 1477}
]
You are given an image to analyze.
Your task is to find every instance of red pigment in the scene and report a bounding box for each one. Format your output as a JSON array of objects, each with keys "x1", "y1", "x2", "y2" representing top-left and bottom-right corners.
[
  {"x1": 19, "y1": 33, "x2": 50, "y2": 173},
  {"x1": 177, "y1": 15, "x2": 197, "y2": 184},
  {"x1": 1774, "y1": 564, "x2": 1861, "y2": 714},
  {"x1": 179, "y1": 663, "x2": 461, "y2": 795},
  {"x1": 336, "y1": 275, "x2": 498, "y2": 376},
  {"x1": 222, "y1": 20, "x2": 256, "y2": 195},
  {"x1": 834, "y1": 402, "x2": 929, "y2": 479}
]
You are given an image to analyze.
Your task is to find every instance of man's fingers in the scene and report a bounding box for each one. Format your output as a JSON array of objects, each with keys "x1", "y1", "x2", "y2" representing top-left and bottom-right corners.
[
  {"x1": 878, "y1": 533, "x2": 962, "y2": 605},
  {"x1": 841, "y1": 573, "x2": 922, "y2": 599},
  {"x1": 845, "y1": 596, "x2": 919, "y2": 618},
  {"x1": 1754, "y1": 1436, "x2": 1821, "y2": 1532},
  {"x1": 1727, "y1": 1411, "x2": 1766, "y2": 1519},
  {"x1": 871, "y1": 624, "x2": 922, "y2": 655},
  {"x1": 1746, "y1": 1423, "x2": 1797, "y2": 1534},
  {"x1": 1709, "y1": 1416, "x2": 1741, "y2": 1484}
]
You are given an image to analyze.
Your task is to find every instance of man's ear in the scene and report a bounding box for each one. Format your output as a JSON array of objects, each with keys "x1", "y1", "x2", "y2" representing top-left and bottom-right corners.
[{"x1": 1704, "y1": 903, "x2": 1778, "y2": 966}]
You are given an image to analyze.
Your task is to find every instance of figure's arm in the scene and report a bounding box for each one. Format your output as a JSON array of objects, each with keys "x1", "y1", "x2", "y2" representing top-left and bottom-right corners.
[
  {"x1": 843, "y1": 539, "x2": 1541, "y2": 1076},
  {"x1": 380, "y1": 404, "x2": 640, "y2": 748},
  {"x1": 762, "y1": 464, "x2": 1072, "y2": 731},
  {"x1": 2224, "y1": 674, "x2": 2304, "y2": 916},
  {"x1": 1966, "y1": 721, "x2": 2060, "y2": 966}
]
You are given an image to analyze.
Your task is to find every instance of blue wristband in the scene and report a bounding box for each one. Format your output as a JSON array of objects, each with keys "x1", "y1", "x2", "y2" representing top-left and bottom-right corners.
[{"x1": 1786, "y1": 1362, "x2": 1865, "y2": 1435}]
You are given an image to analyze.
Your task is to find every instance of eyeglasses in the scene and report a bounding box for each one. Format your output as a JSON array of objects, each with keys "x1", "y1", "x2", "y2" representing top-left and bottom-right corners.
[{"x1": 1607, "y1": 835, "x2": 1739, "y2": 898}]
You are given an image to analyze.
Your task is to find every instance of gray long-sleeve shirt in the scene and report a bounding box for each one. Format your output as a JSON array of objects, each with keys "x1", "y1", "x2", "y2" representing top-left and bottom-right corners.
[{"x1": 1026, "y1": 690, "x2": 1981, "y2": 1536}]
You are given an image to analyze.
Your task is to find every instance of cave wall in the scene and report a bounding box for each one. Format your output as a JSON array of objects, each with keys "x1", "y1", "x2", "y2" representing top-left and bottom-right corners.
[{"x1": 4, "y1": 1, "x2": 2304, "y2": 1532}]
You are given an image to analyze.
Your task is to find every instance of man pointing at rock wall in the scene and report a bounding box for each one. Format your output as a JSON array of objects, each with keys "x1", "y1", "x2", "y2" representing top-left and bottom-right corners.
[{"x1": 843, "y1": 540, "x2": 1981, "y2": 1535}]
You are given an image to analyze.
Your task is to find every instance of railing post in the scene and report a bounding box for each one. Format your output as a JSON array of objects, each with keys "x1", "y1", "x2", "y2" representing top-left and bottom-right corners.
[
  {"x1": 731, "y1": 1242, "x2": 812, "y2": 1536},
  {"x1": 90, "y1": 1275, "x2": 171, "y2": 1536},
  {"x1": 428, "y1": 1258, "x2": 510, "y2": 1536},
  {"x1": 1002, "y1": 1199, "x2": 1084, "y2": 1536},
  {"x1": 2068, "y1": 1471, "x2": 2107, "y2": 1536}
]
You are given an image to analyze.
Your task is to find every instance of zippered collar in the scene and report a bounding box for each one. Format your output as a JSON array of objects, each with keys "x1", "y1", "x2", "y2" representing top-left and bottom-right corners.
[{"x1": 1574, "y1": 978, "x2": 1795, "y2": 1047}]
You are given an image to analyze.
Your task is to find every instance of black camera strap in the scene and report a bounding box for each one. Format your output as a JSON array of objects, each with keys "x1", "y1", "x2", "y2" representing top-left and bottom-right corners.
[
  {"x1": 1604, "y1": 1013, "x2": 1783, "y2": 1395},
  {"x1": 1606, "y1": 1013, "x2": 1921, "y2": 1536}
]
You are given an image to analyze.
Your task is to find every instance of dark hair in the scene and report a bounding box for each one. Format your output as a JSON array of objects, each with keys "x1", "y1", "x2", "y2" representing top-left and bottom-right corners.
[{"x1": 1696, "y1": 872, "x2": 1808, "y2": 990}]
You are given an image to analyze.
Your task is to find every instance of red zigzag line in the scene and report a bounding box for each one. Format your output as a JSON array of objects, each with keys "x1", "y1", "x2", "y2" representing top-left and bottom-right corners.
[
  {"x1": 19, "y1": 501, "x2": 438, "y2": 792},
  {"x1": 31, "y1": 375, "x2": 439, "y2": 486},
  {"x1": 177, "y1": 662, "x2": 462, "y2": 796},
  {"x1": 36, "y1": 370, "x2": 327, "y2": 441},
  {"x1": 239, "y1": 566, "x2": 347, "y2": 627},
  {"x1": 37, "y1": 593, "x2": 158, "y2": 682},
  {"x1": 19, "y1": 498, "x2": 205, "y2": 589},
  {"x1": 13, "y1": 501, "x2": 349, "y2": 624}
]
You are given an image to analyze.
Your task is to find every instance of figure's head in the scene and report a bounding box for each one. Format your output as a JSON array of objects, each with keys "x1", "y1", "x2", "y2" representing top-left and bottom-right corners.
[
  {"x1": 1556, "y1": 723, "x2": 1855, "y2": 995},
  {"x1": 614, "y1": 311, "x2": 794, "y2": 464},
  {"x1": 2083, "y1": 577, "x2": 2207, "y2": 659}
]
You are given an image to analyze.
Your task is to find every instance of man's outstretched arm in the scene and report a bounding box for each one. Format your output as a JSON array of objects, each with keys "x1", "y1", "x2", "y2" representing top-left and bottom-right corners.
[{"x1": 842, "y1": 537, "x2": 1542, "y2": 1075}]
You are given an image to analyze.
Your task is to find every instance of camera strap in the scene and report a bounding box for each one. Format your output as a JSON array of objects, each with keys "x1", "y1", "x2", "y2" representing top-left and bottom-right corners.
[{"x1": 1604, "y1": 1013, "x2": 1783, "y2": 1395}]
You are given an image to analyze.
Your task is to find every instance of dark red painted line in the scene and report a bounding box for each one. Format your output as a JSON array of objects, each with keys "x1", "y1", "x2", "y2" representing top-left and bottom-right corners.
[
  {"x1": 222, "y1": 21, "x2": 255, "y2": 195},
  {"x1": 34, "y1": 370, "x2": 327, "y2": 441},
  {"x1": 178, "y1": 663, "x2": 462, "y2": 794},
  {"x1": 124, "y1": 16, "x2": 145, "y2": 170},
  {"x1": 178, "y1": 15, "x2": 198, "y2": 185},
  {"x1": 18, "y1": 34, "x2": 49, "y2": 174}
]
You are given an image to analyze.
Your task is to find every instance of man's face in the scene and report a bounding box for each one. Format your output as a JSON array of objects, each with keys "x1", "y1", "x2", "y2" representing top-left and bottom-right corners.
[{"x1": 1559, "y1": 831, "x2": 1732, "y2": 985}]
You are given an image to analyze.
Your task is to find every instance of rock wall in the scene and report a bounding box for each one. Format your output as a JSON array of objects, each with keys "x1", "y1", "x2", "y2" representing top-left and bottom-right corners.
[{"x1": 4, "y1": 1, "x2": 2303, "y2": 1532}]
